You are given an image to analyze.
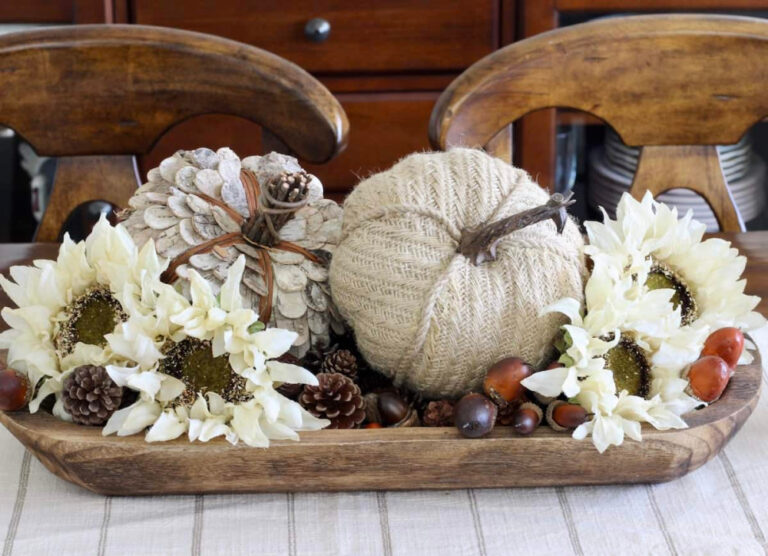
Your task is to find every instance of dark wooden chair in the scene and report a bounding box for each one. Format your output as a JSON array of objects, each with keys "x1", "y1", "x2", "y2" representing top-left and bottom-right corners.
[
  {"x1": 429, "y1": 14, "x2": 768, "y2": 232},
  {"x1": 0, "y1": 24, "x2": 349, "y2": 241}
]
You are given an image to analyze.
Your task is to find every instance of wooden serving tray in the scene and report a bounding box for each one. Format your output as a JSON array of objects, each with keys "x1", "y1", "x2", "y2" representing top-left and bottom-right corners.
[{"x1": 0, "y1": 354, "x2": 761, "y2": 495}]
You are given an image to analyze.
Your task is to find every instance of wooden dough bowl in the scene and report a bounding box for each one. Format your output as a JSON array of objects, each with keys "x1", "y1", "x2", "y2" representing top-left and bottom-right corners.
[{"x1": 0, "y1": 352, "x2": 761, "y2": 495}]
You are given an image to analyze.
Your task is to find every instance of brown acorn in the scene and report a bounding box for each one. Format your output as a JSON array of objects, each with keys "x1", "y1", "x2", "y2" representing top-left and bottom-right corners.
[
  {"x1": 686, "y1": 355, "x2": 731, "y2": 403},
  {"x1": 483, "y1": 357, "x2": 532, "y2": 406},
  {"x1": 512, "y1": 402, "x2": 543, "y2": 436},
  {"x1": 546, "y1": 400, "x2": 588, "y2": 432},
  {"x1": 455, "y1": 393, "x2": 497, "y2": 438},
  {"x1": 0, "y1": 368, "x2": 31, "y2": 412}
]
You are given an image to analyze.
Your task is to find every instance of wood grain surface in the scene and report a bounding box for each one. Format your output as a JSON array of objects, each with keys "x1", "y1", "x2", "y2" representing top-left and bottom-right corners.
[
  {"x1": 630, "y1": 145, "x2": 745, "y2": 232},
  {"x1": 430, "y1": 14, "x2": 768, "y2": 231},
  {"x1": 0, "y1": 25, "x2": 347, "y2": 160},
  {"x1": 0, "y1": 25, "x2": 348, "y2": 241},
  {"x1": 0, "y1": 239, "x2": 763, "y2": 494},
  {"x1": 129, "y1": 0, "x2": 499, "y2": 74},
  {"x1": 139, "y1": 93, "x2": 439, "y2": 199},
  {"x1": 0, "y1": 355, "x2": 759, "y2": 495}
]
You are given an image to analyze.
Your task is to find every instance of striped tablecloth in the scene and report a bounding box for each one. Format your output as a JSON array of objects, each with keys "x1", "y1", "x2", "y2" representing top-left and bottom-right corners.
[{"x1": 2, "y1": 328, "x2": 767, "y2": 556}]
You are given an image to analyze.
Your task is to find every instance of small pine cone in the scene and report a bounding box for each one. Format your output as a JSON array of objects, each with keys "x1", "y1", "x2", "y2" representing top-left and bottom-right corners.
[
  {"x1": 422, "y1": 400, "x2": 455, "y2": 427},
  {"x1": 299, "y1": 373, "x2": 365, "y2": 429},
  {"x1": 62, "y1": 365, "x2": 123, "y2": 426},
  {"x1": 496, "y1": 403, "x2": 518, "y2": 426},
  {"x1": 300, "y1": 348, "x2": 326, "y2": 375},
  {"x1": 321, "y1": 349, "x2": 358, "y2": 380}
]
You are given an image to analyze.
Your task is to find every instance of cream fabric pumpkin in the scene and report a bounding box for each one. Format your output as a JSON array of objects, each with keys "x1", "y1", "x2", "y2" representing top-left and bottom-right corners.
[{"x1": 330, "y1": 148, "x2": 586, "y2": 398}]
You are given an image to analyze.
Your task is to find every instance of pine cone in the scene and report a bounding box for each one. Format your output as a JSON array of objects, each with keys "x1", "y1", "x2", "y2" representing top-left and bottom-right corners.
[
  {"x1": 422, "y1": 400, "x2": 455, "y2": 427},
  {"x1": 496, "y1": 403, "x2": 518, "y2": 426},
  {"x1": 62, "y1": 365, "x2": 123, "y2": 426},
  {"x1": 300, "y1": 347, "x2": 327, "y2": 375},
  {"x1": 299, "y1": 372, "x2": 365, "y2": 429},
  {"x1": 320, "y1": 349, "x2": 358, "y2": 380}
]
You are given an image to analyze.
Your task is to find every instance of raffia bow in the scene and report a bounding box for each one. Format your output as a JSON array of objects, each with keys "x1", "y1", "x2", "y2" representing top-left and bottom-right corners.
[{"x1": 161, "y1": 169, "x2": 322, "y2": 322}]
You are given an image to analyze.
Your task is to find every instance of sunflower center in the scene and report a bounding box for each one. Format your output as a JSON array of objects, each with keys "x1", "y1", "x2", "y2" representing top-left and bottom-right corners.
[
  {"x1": 160, "y1": 338, "x2": 250, "y2": 405},
  {"x1": 603, "y1": 335, "x2": 651, "y2": 398},
  {"x1": 644, "y1": 262, "x2": 698, "y2": 325},
  {"x1": 55, "y1": 286, "x2": 127, "y2": 356}
]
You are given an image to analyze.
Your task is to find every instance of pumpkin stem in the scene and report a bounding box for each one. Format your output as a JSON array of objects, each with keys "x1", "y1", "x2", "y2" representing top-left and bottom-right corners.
[
  {"x1": 457, "y1": 192, "x2": 575, "y2": 265},
  {"x1": 242, "y1": 171, "x2": 312, "y2": 246}
]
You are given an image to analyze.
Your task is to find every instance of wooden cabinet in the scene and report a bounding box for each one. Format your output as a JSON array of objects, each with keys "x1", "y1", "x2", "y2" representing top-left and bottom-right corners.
[
  {"x1": 0, "y1": 0, "x2": 105, "y2": 23},
  {"x1": 131, "y1": 0, "x2": 498, "y2": 73},
  {"x1": 123, "y1": 0, "x2": 503, "y2": 195},
  {"x1": 139, "y1": 93, "x2": 440, "y2": 199}
]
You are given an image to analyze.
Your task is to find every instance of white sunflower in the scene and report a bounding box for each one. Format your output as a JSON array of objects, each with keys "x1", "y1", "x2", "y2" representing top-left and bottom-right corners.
[
  {"x1": 522, "y1": 255, "x2": 699, "y2": 452},
  {"x1": 524, "y1": 192, "x2": 764, "y2": 452},
  {"x1": 0, "y1": 216, "x2": 165, "y2": 408},
  {"x1": 585, "y1": 192, "x2": 765, "y2": 369},
  {"x1": 102, "y1": 255, "x2": 328, "y2": 447}
]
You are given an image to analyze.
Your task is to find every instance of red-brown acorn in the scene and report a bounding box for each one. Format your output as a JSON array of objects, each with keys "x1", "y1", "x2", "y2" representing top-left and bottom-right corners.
[
  {"x1": 701, "y1": 327, "x2": 744, "y2": 370},
  {"x1": 0, "y1": 368, "x2": 31, "y2": 412},
  {"x1": 377, "y1": 391, "x2": 410, "y2": 426},
  {"x1": 455, "y1": 393, "x2": 498, "y2": 438},
  {"x1": 687, "y1": 356, "x2": 731, "y2": 403},
  {"x1": 483, "y1": 357, "x2": 533, "y2": 405},
  {"x1": 546, "y1": 400, "x2": 588, "y2": 431},
  {"x1": 512, "y1": 403, "x2": 543, "y2": 436}
]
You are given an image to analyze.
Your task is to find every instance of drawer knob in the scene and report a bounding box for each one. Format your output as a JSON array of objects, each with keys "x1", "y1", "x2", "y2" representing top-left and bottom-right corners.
[{"x1": 304, "y1": 17, "x2": 331, "y2": 43}]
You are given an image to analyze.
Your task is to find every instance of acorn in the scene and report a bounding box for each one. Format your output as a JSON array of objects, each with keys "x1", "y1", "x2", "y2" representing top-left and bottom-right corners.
[
  {"x1": 686, "y1": 355, "x2": 731, "y2": 403},
  {"x1": 483, "y1": 357, "x2": 532, "y2": 406},
  {"x1": 455, "y1": 393, "x2": 498, "y2": 438},
  {"x1": 512, "y1": 402, "x2": 543, "y2": 436},
  {"x1": 0, "y1": 367, "x2": 32, "y2": 412},
  {"x1": 390, "y1": 407, "x2": 420, "y2": 428},
  {"x1": 701, "y1": 327, "x2": 744, "y2": 370},
  {"x1": 546, "y1": 400, "x2": 588, "y2": 432},
  {"x1": 377, "y1": 391, "x2": 410, "y2": 426},
  {"x1": 364, "y1": 423, "x2": 383, "y2": 429}
]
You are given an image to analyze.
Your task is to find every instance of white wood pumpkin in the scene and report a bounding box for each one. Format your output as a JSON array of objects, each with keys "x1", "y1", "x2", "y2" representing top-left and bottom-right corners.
[{"x1": 121, "y1": 148, "x2": 345, "y2": 357}]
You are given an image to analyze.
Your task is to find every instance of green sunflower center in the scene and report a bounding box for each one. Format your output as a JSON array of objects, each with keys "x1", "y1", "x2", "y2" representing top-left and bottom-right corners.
[
  {"x1": 644, "y1": 262, "x2": 698, "y2": 325},
  {"x1": 603, "y1": 335, "x2": 651, "y2": 398},
  {"x1": 55, "y1": 286, "x2": 127, "y2": 356},
  {"x1": 160, "y1": 338, "x2": 250, "y2": 405}
]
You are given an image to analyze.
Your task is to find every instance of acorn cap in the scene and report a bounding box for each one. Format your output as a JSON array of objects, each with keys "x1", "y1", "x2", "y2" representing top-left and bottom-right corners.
[
  {"x1": 519, "y1": 402, "x2": 543, "y2": 425},
  {"x1": 545, "y1": 400, "x2": 569, "y2": 432},
  {"x1": 391, "y1": 407, "x2": 420, "y2": 428}
]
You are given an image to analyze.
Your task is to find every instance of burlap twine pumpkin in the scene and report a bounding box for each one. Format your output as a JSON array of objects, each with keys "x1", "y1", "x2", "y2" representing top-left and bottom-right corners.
[{"x1": 329, "y1": 148, "x2": 586, "y2": 398}]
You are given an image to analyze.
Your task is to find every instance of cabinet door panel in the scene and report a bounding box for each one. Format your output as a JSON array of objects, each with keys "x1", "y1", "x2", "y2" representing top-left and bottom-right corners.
[
  {"x1": 131, "y1": 0, "x2": 498, "y2": 73},
  {"x1": 138, "y1": 93, "x2": 437, "y2": 199}
]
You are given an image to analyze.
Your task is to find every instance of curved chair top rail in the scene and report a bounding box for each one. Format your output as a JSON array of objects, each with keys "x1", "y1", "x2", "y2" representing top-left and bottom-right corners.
[
  {"x1": 430, "y1": 14, "x2": 768, "y2": 151},
  {"x1": 0, "y1": 24, "x2": 348, "y2": 163}
]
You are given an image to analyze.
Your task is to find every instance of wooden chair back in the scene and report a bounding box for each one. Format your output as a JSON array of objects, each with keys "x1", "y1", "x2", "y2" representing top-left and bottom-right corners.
[
  {"x1": 0, "y1": 25, "x2": 349, "y2": 241},
  {"x1": 429, "y1": 14, "x2": 768, "y2": 232}
]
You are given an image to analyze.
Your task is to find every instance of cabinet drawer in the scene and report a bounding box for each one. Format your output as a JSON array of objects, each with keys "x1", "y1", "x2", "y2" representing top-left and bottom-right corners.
[
  {"x1": 138, "y1": 92, "x2": 437, "y2": 198},
  {"x1": 130, "y1": 0, "x2": 498, "y2": 73}
]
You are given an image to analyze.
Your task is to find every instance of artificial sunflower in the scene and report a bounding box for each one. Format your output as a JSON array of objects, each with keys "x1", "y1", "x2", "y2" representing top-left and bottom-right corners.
[
  {"x1": 585, "y1": 192, "x2": 765, "y2": 368},
  {"x1": 524, "y1": 192, "x2": 764, "y2": 452},
  {"x1": 103, "y1": 255, "x2": 328, "y2": 447},
  {"x1": 522, "y1": 239, "x2": 700, "y2": 452},
  {"x1": 0, "y1": 217, "x2": 165, "y2": 418}
]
